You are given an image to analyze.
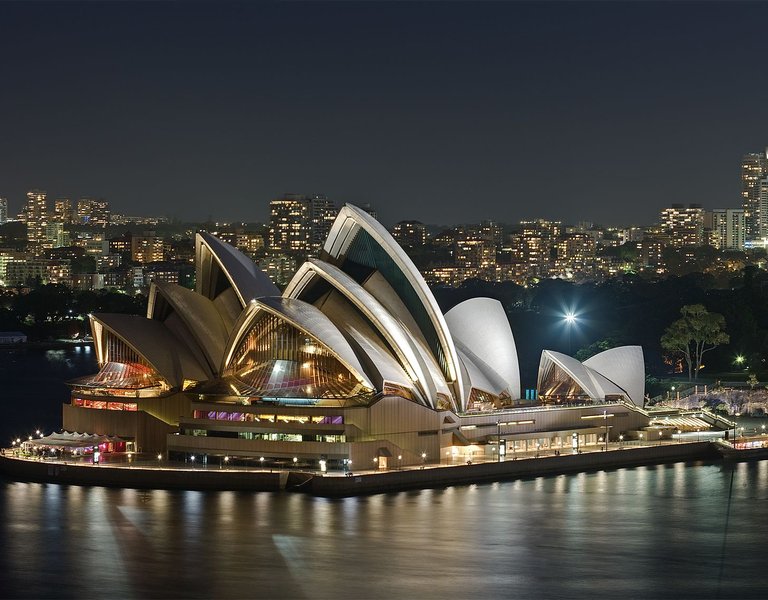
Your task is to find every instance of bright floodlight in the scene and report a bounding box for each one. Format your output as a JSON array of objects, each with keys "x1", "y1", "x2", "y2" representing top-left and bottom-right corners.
[{"x1": 564, "y1": 312, "x2": 577, "y2": 324}]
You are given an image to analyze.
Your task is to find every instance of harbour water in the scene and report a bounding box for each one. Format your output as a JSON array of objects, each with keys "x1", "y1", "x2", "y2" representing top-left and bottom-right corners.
[
  {"x1": 1, "y1": 461, "x2": 767, "y2": 598},
  {"x1": 2, "y1": 348, "x2": 767, "y2": 598}
]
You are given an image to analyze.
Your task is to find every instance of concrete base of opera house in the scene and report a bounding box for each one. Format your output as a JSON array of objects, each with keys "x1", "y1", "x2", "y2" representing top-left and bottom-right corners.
[{"x1": 0, "y1": 441, "x2": 731, "y2": 496}]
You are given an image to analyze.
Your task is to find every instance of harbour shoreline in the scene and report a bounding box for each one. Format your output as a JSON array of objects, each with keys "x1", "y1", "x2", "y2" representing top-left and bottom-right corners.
[{"x1": 2, "y1": 440, "x2": 753, "y2": 496}]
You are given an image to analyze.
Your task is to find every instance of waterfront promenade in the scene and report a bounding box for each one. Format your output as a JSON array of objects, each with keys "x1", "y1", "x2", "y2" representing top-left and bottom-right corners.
[{"x1": 0, "y1": 438, "x2": 735, "y2": 496}]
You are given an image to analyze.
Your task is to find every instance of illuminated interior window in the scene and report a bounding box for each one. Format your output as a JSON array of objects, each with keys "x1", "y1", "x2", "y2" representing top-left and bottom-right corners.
[
  {"x1": 227, "y1": 312, "x2": 371, "y2": 399},
  {"x1": 75, "y1": 332, "x2": 169, "y2": 392},
  {"x1": 538, "y1": 361, "x2": 591, "y2": 403}
]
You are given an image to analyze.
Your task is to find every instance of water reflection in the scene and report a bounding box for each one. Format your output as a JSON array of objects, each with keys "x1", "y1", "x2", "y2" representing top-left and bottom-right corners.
[{"x1": 2, "y1": 462, "x2": 767, "y2": 598}]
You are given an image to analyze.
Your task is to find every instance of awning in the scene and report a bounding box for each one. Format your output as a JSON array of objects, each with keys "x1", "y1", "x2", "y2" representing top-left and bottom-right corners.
[{"x1": 25, "y1": 431, "x2": 125, "y2": 449}]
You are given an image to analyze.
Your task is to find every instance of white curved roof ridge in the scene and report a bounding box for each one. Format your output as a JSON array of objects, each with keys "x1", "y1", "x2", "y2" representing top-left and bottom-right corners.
[
  {"x1": 454, "y1": 341, "x2": 510, "y2": 397},
  {"x1": 90, "y1": 313, "x2": 210, "y2": 388},
  {"x1": 284, "y1": 258, "x2": 447, "y2": 409},
  {"x1": 583, "y1": 346, "x2": 645, "y2": 406},
  {"x1": 322, "y1": 204, "x2": 465, "y2": 409},
  {"x1": 537, "y1": 350, "x2": 627, "y2": 401},
  {"x1": 444, "y1": 297, "x2": 521, "y2": 400},
  {"x1": 195, "y1": 232, "x2": 279, "y2": 307},
  {"x1": 222, "y1": 296, "x2": 374, "y2": 391},
  {"x1": 319, "y1": 296, "x2": 422, "y2": 403},
  {"x1": 455, "y1": 346, "x2": 506, "y2": 399},
  {"x1": 147, "y1": 282, "x2": 230, "y2": 376}
]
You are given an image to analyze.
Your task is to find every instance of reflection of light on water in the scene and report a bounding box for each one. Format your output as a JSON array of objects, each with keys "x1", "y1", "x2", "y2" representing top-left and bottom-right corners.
[
  {"x1": 672, "y1": 462, "x2": 686, "y2": 498},
  {"x1": 45, "y1": 349, "x2": 67, "y2": 360}
]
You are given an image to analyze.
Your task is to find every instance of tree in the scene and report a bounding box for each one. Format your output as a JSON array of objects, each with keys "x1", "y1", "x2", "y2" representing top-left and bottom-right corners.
[
  {"x1": 660, "y1": 304, "x2": 729, "y2": 381},
  {"x1": 748, "y1": 373, "x2": 759, "y2": 390}
]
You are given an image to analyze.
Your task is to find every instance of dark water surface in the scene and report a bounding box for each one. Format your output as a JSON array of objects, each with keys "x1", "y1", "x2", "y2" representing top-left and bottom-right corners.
[
  {"x1": 1, "y1": 461, "x2": 767, "y2": 599},
  {"x1": 2, "y1": 348, "x2": 768, "y2": 598},
  {"x1": 0, "y1": 346, "x2": 97, "y2": 445}
]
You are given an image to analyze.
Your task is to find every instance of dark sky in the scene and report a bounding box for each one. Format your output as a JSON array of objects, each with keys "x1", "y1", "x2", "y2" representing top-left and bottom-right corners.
[{"x1": 2, "y1": 1, "x2": 767, "y2": 226}]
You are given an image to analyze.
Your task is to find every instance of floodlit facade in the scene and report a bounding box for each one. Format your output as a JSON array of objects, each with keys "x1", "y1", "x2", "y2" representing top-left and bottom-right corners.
[{"x1": 66, "y1": 205, "x2": 650, "y2": 467}]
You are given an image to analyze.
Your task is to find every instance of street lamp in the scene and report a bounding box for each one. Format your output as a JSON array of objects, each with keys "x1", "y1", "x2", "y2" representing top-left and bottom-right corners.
[
  {"x1": 496, "y1": 421, "x2": 501, "y2": 462},
  {"x1": 421, "y1": 452, "x2": 427, "y2": 469}
]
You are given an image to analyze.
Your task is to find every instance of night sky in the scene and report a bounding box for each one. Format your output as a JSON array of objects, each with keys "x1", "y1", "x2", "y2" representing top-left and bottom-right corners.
[{"x1": 2, "y1": 1, "x2": 768, "y2": 226}]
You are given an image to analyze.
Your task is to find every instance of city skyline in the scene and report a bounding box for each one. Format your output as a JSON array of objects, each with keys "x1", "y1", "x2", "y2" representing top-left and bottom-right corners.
[{"x1": 2, "y1": 2, "x2": 768, "y2": 225}]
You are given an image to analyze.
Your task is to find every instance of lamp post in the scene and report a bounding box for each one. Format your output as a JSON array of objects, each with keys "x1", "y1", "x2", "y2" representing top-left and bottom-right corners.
[
  {"x1": 497, "y1": 421, "x2": 501, "y2": 463},
  {"x1": 603, "y1": 410, "x2": 609, "y2": 452}
]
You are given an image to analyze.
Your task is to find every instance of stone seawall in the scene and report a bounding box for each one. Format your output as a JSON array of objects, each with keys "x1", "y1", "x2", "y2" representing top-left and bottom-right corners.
[
  {"x1": 0, "y1": 456, "x2": 284, "y2": 492},
  {"x1": 0, "y1": 442, "x2": 726, "y2": 496},
  {"x1": 306, "y1": 442, "x2": 722, "y2": 497}
]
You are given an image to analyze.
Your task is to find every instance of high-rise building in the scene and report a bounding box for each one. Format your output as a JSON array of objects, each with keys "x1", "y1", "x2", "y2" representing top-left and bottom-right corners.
[
  {"x1": 741, "y1": 149, "x2": 768, "y2": 240},
  {"x1": 479, "y1": 220, "x2": 504, "y2": 247},
  {"x1": 391, "y1": 221, "x2": 428, "y2": 247},
  {"x1": 659, "y1": 204, "x2": 704, "y2": 247},
  {"x1": 53, "y1": 199, "x2": 75, "y2": 224},
  {"x1": 77, "y1": 198, "x2": 110, "y2": 227},
  {"x1": 515, "y1": 219, "x2": 562, "y2": 279},
  {"x1": 454, "y1": 236, "x2": 496, "y2": 271},
  {"x1": 43, "y1": 222, "x2": 67, "y2": 249},
  {"x1": 22, "y1": 189, "x2": 49, "y2": 250},
  {"x1": 269, "y1": 194, "x2": 312, "y2": 255},
  {"x1": 0, "y1": 197, "x2": 7, "y2": 224},
  {"x1": 131, "y1": 233, "x2": 164, "y2": 263},
  {"x1": 269, "y1": 194, "x2": 338, "y2": 258},
  {"x1": 309, "y1": 194, "x2": 337, "y2": 253},
  {"x1": 708, "y1": 208, "x2": 746, "y2": 250},
  {"x1": 554, "y1": 232, "x2": 597, "y2": 276}
]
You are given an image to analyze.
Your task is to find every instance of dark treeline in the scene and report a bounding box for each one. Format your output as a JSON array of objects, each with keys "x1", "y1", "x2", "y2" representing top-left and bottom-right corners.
[
  {"x1": 433, "y1": 267, "x2": 768, "y2": 390},
  {"x1": 0, "y1": 285, "x2": 145, "y2": 340}
]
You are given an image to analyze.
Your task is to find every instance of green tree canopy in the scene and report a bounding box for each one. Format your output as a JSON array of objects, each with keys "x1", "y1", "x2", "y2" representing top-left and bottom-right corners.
[{"x1": 660, "y1": 304, "x2": 729, "y2": 380}]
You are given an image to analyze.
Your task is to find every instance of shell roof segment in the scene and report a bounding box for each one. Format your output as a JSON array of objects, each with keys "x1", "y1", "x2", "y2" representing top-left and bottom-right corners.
[
  {"x1": 322, "y1": 204, "x2": 465, "y2": 409},
  {"x1": 90, "y1": 313, "x2": 210, "y2": 388},
  {"x1": 195, "y1": 232, "x2": 279, "y2": 307},
  {"x1": 444, "y1": 297, "x2": 521, "y2": 400}
]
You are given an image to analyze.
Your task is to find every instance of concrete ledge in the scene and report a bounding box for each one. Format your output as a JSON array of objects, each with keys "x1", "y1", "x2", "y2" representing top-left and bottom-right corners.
[
  {"x1": 0, "y1": 455, "x2": 283, "y2": 492},
  {"x1": 0, "y1": 443, "x2": 725, "y2": 496},
  {"x1": 306, "y1": 442, "x2": 722, "y2": 497}
]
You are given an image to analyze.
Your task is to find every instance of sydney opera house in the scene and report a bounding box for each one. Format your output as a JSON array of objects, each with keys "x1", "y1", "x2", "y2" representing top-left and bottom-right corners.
[{"x1": 65, "y1": 205, "x2": 651, "y2": 468}]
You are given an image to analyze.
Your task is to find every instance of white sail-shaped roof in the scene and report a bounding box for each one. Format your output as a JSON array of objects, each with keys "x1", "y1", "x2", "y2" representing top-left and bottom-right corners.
[
  {"x1": 322, "y1": 204, "x2": 465, "y2": 409},
  {"x1": 195, "y1": 232, "x2": 279, "y2": 308},
  {"x1": 584, "y1": 346, "x2": 645, "y2": 406},
  {"x1": 537, "y1": 350, "x2": 629, "y2": 402},
  {"x1": 444, "y1": 297, "x2": 521, "y2": 400},
  {"x1": 147, "y1": 282, "x2": 230, "y2": 377},
  {"x1": 284, "y1": 258, "x2": 455, "y2": 409}
]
